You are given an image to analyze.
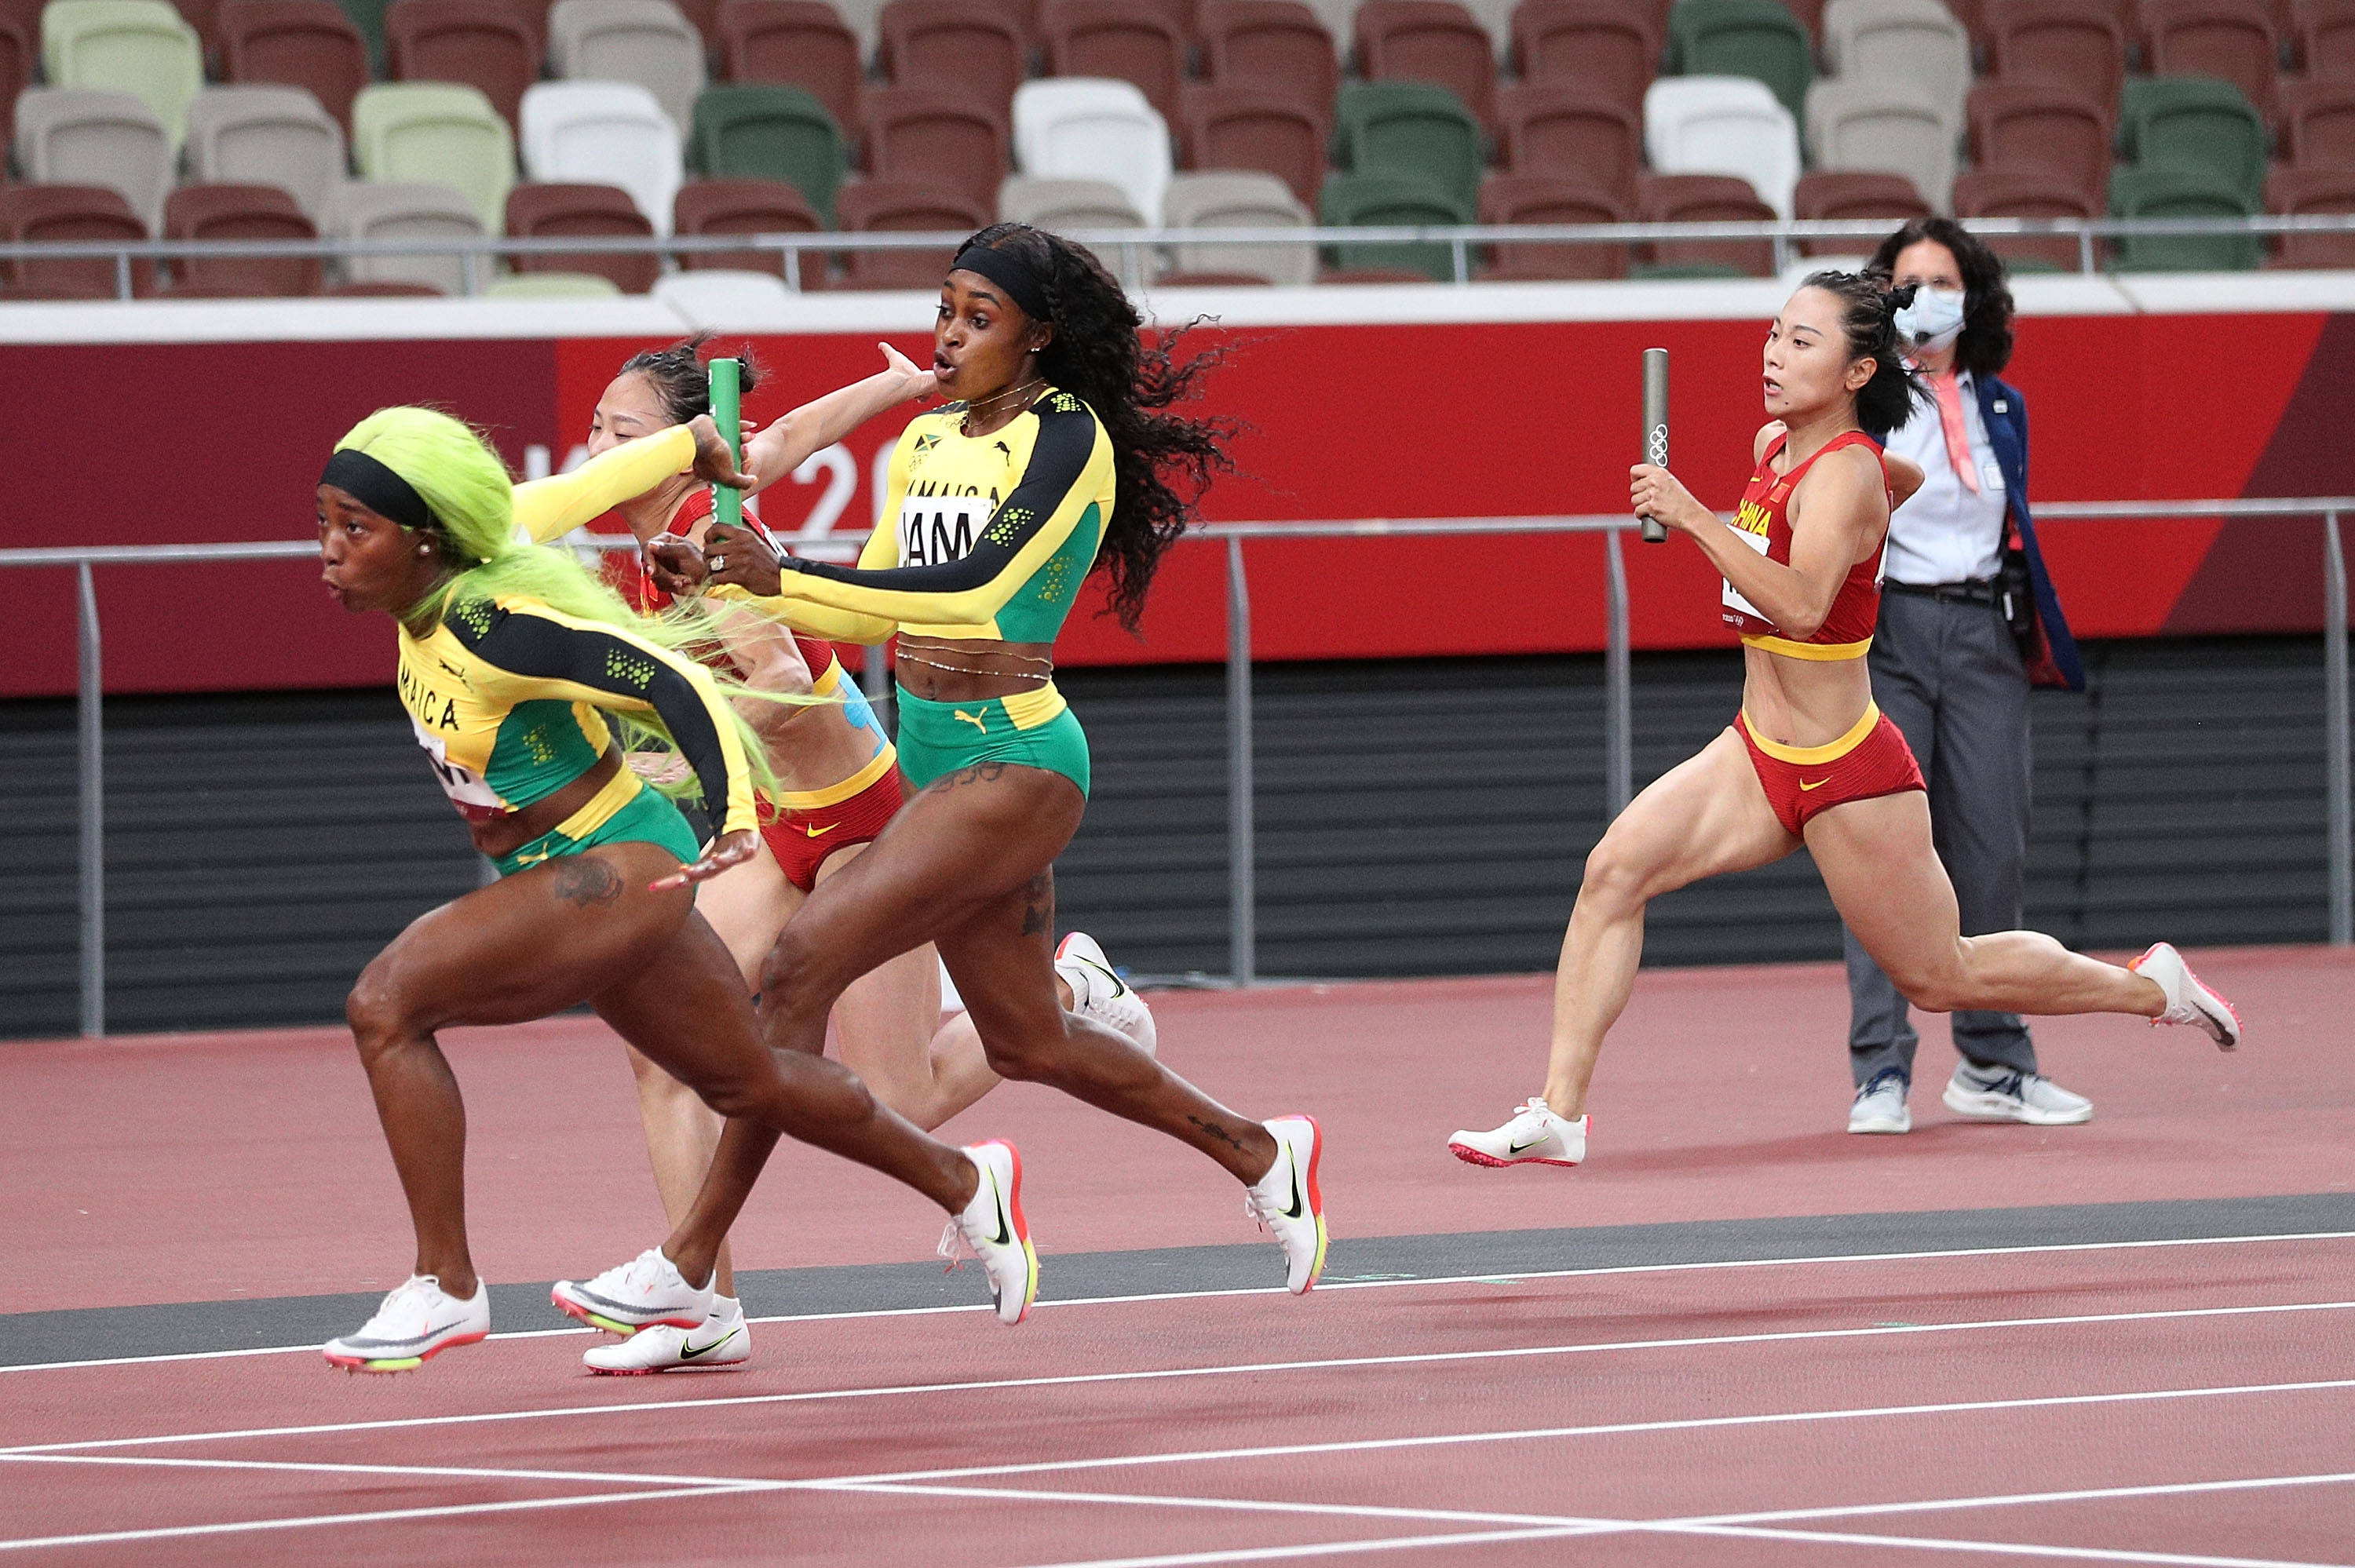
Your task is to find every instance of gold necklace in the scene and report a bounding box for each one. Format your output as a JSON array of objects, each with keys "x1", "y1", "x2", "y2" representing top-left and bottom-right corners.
[{"x1": 956, "y1": 377, "x2": 1046, "y2": 433}]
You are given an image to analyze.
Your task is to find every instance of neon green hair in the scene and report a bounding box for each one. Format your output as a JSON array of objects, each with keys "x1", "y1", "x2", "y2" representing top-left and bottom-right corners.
[{"x1": 334, "y1": 406, "x2": 795, "y2": 800}]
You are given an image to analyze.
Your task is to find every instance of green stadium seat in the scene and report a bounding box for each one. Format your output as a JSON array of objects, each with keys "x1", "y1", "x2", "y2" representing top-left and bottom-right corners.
[
  {"x1": 352, "y1": 82, "x2": 518, "y2": 233},
  {"x1": 2107, "y1": 166, "x2": 2261, "y2": 270},
  {"x1": 1317, "y1": 169, "x2": 1473, "y2": 281},
  {"x1": 1330, "y1": 81, "x2": 1484, "y2": 213},
  {"x1": 1666, "y1": 0, "x2": 1814, "y2": 120},
  {"x1": 2118, "y1": 75, "x2": 2267, "y2": 210},
  {"x1": 41, "y1": 0, "x2": 204, "y2": 151},
  {"x1": 689, "y1": 85, "x2": 847, "y2": 225},
  {"x1": 338, "y1": 0, "x2": 394, "y2": 67}
]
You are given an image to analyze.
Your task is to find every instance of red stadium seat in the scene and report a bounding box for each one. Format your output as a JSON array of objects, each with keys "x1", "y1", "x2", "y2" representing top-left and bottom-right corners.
[
  {"x1": 717, "y1": 1, "x2": 864, "y2": 138},
  {"x1": 0, "y1": 184, "x2": 156, "y2": 298},
  {"x1": 1355, "y1": 1, "x2": 1499, "y2": 134},
  {"x1": 165, "y1": 0, "x2": 226, "y2": 49},
  {"x1": 385, "y1": 0, "x2": 542, "y2": 133},
  {"x1": 1199, "y1": 0, "x2": 1338, "y2": 122},
  {"x1": 161, "y1": 181, "x2": 322, "y2": 296},
  {"x1": 878, "y1": 0, "x2": 1030, "y2": 113},
  {"x1": 2266, "y1": 163, "x2": 2355, "y2": 264},
  {"x1": 0, "y1": 13, "x2": 30, "y2": 129},
  {"x1": 1985, "y1": 0, "x2": 2127, "y2": 112},
  {"x1": 670, "y1": 0, "x2": 725, "y2": 50},
  {"x1": 860, "y1": 83, "x2": 1012, "y2": 205},
  {"x1": 1952, "y1": 164, "x2": 2098, "y2": 269},
  {"x1": 1967, "y1": 78, "x2": 2115, "y2": 207},
  {"x1": 1494, "y1": 80, "x2": 1641, "y2": 199},
  {"x1": 2276, "y1": 73, "x2": 2355, "y2": 168},
  {"x1": 1177, "y1": 82, "x2": 1326, "y2": 204},
  {"x1": 828, "y1": 177, "x2": 989, "y2": 287},
  {"x1": 505, "y1": 181, "x2": 660, "y2": 293},
  {"x1": 1510, "y1": 0, "x2": 1660, "y2": 118},
  {"x1": 1634, "y1": 172, "x2": 1775, "y2": 275},
  {"x1": 2141, "y1": 0, "x2": 2279, "y2": 117},
  {"x1": 1791, "y1": 170, "x2": 1931, "y2": 253},
  {"x1": 1477, "y1": 171, "x2": 1630, "y2": 279},
  {"x1": 2291, "y1": 0, "x2": 2355, "y2": 77},
  {"x1": 217, "y1": 0, "x2": 372, "y2": 134},
  {"x1": 673, "y1": 175, "x2": 823, "y2": 272},
  {"x1": 1042, "y1": 0, "x2": 1192, "y2": 126}
]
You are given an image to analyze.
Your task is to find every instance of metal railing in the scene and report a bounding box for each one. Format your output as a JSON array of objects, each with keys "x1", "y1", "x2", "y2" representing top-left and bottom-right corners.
[
  {"x1": 3, "y1": 499, "x2": 2347, "y2": 1033},
  {"x1": 4, "y1": 210, "x2": 2352, "y2": 297}
]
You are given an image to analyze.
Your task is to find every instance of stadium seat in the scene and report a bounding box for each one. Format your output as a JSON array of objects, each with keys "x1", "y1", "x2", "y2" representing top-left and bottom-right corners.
[
  {"x1": 1330, "y1": 79, "x2": 1484, "y2": 213},
  {"x1": 1804, "y1": 76, "x2": 1955, "y2": 210},
  {"x1": 550, "y1": 0, "x2": 710, "y2": 135},
  {"x1": 484, "y1": 268, "x2": 625, "y2": 294},
  {"x1": 323, "y1": 177, "x2": 486, "y2": 292},
  {"x1": 832, "y1": 0, "x2": 896, "y2": 54},
  {"x1": 2266, "y1": 164, "x2": 2355, "y2": 266},
  {"x1": 161, "y1": 181, "x2": 322, "y2": 295},
  {"x1": 1634, "y1": 170, "x2": 1776, "y2": 273},
  {"x1": 1791, "y1": 167, "x2": 1929, "y2": 252},
  {"x1": 1510, "y1": 0, "x2": 1659, "y2": 119},
  {"x1": 1966, "y1": 79, "x2": 2112, "y2": 208},
  {"x1": 2276, "y1": 74, "x2": 2355, "y2": 170},
  {"x1": 164, "y1": 0, "x2": 225, "y2": 49},
  {"x1": 2140, "y1": 0, "x2": 2277, "y2": 119},
  {"x1": 652, "y1": 265, "x2": 796, "y2": 313},
  {"x1": 672, "y1": 175, "x2": 820, "y2": 274},
  {"x1": 1294, "y1": 0, "x2": 1360, "y2": 43},
  {"x1": 1354, "y1": 1, "x2": 1499, "y2": 134},
  {"x1": 1665, "y1": 0, "x2": 1814, "y2": 120},
  {"x1": 505, "y1": 181, "x2": 659, "y2": 291},
  {"x1": 520, "y1": 80, "x2": 685, "y2": 233},
  {"x1": 1178, "y1": 82, "x2": 1326, "y2": 206},
  {"x1": 216, "y1": 1, "x2": 371, "y2": 136},
  {"x1": 13, "y1": 87, "x2": 173, "y2": 230},
  {"x1": 0, "y1": 16, "x2": 31, "y2": 135},
  {"x1": 1780, "y1": 0, "x2": 1828, "y2": 37},
  {"x1": 1952, "y1": 164, "x2": 2094, "y2": 269},
  {"x1": 1494, "y1": 80, "x2": 1641, "y2": 199},
  {"x1": 1452, "y1": 0, "x2": 1518, "y2": 52},
  {"x1": 1042, "y1": 0, "x2": 1191, "y2": 128},
  {"x1": 2108, "y1": 164, "x2": 2260, "y2": 268},
  {"x1": 384, "y1": 0, "x2": 540, "y2": 135},
  {"x1": 323, "y1": 277, "x2": 445, "y2": 293},
  {"x1": 1820, "y1": 0, "x2": 1970, "y2": 133},
  {"x1": 339, "y1": 0, "x2": 394, "y2": 67},
  {"x1": 1199, "y1": 0, "x2": 1337, "y2": 119},
  {"x1": 41, "y1": 0, "x2": 204, "y2": 151},
  {"x1": 878, "y1": 0, "x2": 1029, "y2": 111},
  {"x1": 1477, "y1": 170, "x2": 1630, "y2": 278},
  {"x1": 1643, "y1": 74, "x2": 1800, "y2": 217},
  {"x1": 184, "y1": 86, "x2": 346, "y2": 222},
  {"x1": 2118, "y1": 75, "x2": 2266, "y2": 207},
  {"x1": 0, "y1": 182, "x2": 155, "y2": 297},
  {"x1": 1317, "y1": 169, "x2": 1473, "y2": 279},
  {"x1": 997, "y1": 174, "x2": 1148, "y2": 256},
  {"x1": 688, "y1": 85, "x2": 845, "y2": 222},
  {"x1": 830, "y1": 177, "x2": 989, "y2": 287},
  {"x1": 1154, "y1": 268, "x2": 1275, "y2": 281},
  {"x1": 1012, "y1": 77, "x2": 1174, "y2": 223},
  {"x1": 1160, "y1": 167, "x2": 1314, "y2": 282},
  {"x1": 863, "y1": 83, "x2": 1012, "y2": 208},
  {"x1": 2291, "y1": 0, "x2": 2355, "y2": 80},
  {"x1": 715, "y1": 0, "x2": 864, "y2": 138},
  {"x1": 352, "y1": 82, "x2": 517, "y2": 234},
  {"x1": 1984, "y1": 0, "x2": 2124, "y2": 114}
]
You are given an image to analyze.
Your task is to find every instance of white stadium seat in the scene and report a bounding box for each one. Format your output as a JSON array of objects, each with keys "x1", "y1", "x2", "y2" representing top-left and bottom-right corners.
[
  {"x1": 1643, "y1": 75, "x2": 1802, "y2": 220},
  {"x1": 652, "y1": 268, "x2": 797, "y2": 322},
  {"x1": 548, "y1": 0, "x2": 709, "y2": 137},
  {"x1": 13, "y1": 86, "x2": 172, "y2": 231},
  {"x1": 1821, "y1": 0, "x2": 1972, "y2": 137},
  {"x1": 1012, "y1": 78, "x2": 1174, "y2": 228},
  {"x1": 997, "y1": 175, "x2": 1148, "y2": 233},
  {"x1": 324, "y1": 181, "x2": 487, "y2": 296},
  {"x1": 184, "y1": 86, "x2": 346, "y2": 224},
  {"x1": 1805, "y1": 76, "x2": 1958, "y2": 213},
  {"x1": 520, "y1": 80, "x2": 685, "y2": 237},
  {"x1": 1160, "y1": 170, "x2": 1314, "y2": 286}
]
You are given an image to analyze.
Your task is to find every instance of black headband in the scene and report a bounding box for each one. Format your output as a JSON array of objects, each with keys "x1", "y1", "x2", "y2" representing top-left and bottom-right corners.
[
  {"x1": 321, "y1": 447, "x2": 434, "y2": 534},
  {"x1": 950, "y1": 242, "x2": 1052, "y2": 323}
]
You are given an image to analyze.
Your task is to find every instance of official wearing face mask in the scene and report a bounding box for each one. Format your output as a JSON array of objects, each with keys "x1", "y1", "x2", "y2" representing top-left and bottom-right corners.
[{"x1": 1844, "y1": 218, "x2": 2087, "y2": 1136}]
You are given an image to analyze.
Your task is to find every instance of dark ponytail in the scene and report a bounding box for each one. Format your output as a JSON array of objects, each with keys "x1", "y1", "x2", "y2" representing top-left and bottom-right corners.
[
  {"x1": 1798, "y1": 269, "x2": 1924, "y2": 444},
  {"x1": 956, "y1": 221, "x2": 1238, "y2": 633},
  {"x1": 617, "y1": 330, "x2": 765, "y2": 425}
]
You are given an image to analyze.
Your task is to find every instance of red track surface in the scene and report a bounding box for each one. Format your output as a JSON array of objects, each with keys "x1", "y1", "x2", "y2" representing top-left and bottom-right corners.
[{"x1": 3, "y1": 948, "x2": 2351, "y2": 1564}]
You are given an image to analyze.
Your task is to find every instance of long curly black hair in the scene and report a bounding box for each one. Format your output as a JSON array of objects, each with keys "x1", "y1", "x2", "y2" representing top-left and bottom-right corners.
[{"x1": 958, "y1": 222, "x2": 1237, "y2": 632}]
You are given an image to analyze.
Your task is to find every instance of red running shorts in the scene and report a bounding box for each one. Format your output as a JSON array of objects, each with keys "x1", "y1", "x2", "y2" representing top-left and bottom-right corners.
[
  {"x1": 1734, "y1": 702, "x2": 1925, "y2": 837},
  {"x1": 758, "y1": 759, "x2": 906, "y2": 892}
]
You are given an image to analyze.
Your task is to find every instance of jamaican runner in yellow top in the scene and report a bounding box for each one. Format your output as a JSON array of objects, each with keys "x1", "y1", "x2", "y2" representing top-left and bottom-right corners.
[
  {"x1": 655, "y1": 222, "x2": 1332, "y2": 1297},
  {"x1": 314, "y1": 406, "x2": 1040, "y2": 1373}
]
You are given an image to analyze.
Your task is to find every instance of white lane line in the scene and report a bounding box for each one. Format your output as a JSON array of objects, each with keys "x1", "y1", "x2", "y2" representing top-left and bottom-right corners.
[
  {"x1": 9, "y1": 1227, "x2": 2350, "y2": 1377},
  {"x1": 9, "y1": 1297, "x2": 2350, "y2": 1458},
  {"x1": 0, "y1": 1485, "x2": 760, "y2": 1554}
]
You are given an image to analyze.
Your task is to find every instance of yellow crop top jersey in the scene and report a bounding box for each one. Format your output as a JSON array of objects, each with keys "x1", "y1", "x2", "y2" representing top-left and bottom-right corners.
[{"x1": 754, "y1": 388, "x2": 1116, "y2": 646}]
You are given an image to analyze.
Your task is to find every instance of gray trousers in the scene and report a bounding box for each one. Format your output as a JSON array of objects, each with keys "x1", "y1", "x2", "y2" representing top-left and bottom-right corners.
[{"x1": 1843, "y1": 587, "x2": 2039, "y2": 1087}]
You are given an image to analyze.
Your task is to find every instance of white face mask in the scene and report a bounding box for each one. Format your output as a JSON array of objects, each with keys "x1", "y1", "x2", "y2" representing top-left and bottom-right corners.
[{"x1": 1893, "y1": 286, "x2": 1967, "y2": 355}]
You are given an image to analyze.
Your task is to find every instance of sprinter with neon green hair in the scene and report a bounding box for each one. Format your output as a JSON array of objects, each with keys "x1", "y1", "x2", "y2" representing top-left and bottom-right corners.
[{"x1": 314, "y1": 406, "x2": 1039, "y2": 1373}]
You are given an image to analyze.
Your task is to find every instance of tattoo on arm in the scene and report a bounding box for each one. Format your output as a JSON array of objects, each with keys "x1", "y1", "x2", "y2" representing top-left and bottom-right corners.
[
  {"x1": 550, "y1": 856, "x2": 624, "y2": 908},
  {"x1": 1187, "y1": 1114, "x2": 1251, "y2": 1155}
]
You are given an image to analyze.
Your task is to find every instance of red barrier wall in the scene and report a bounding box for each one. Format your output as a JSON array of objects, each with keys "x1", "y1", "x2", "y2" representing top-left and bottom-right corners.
[{"x1": 8, "y1": 304, "x2": 2353, "y2": 697}]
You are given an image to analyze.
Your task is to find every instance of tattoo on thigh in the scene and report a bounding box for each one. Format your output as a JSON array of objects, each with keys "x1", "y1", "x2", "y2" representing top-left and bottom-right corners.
[
  {"x1": 1020, "y1": 871, "x2": 1051, "y2": 936},
  {"x1": 550, "y1": 856, "x2": 624, "y2": 908},
  {"x1": 937, "y1": 760, "x2": 1010, "y2": 790},
  {"x1": 1188, "y1": 1114, "x2": 1251, "y2": 1154}
]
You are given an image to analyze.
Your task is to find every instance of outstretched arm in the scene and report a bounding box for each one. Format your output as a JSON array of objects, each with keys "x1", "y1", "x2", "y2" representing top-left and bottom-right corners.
[
  {"x1": 741, "y1": 344, "x2": 940, "y2": 498},
  {"x1": 511, "y1": 418, "x2": 755, "y2": 544}
]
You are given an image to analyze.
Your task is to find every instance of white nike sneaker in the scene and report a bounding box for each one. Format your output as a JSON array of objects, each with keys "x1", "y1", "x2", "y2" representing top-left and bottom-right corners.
[
  {"x1": 323, "y1": 1274, "x2": 489, "y2": 1373},
  {"x1": 1944, "y1": 1063, "x2": 2092, "y2": 1125},
  {"x1": 1848, "y1": 1071, "x2": 1912, "y2": 1134},
  {"x1": 583, "y1": 1295, "x2": 751, "y2": 1375},
  {"x1": 1244, "y1": 1114, "x2": 1327, "y2": 1294},
  {"x1": 1055, "y1": 930, "x2": 1157, "y2": 1056},
  {"x1": 1448, "y1": 1098, "x2": 1587, "y2": 1168},
  {"x1": 2130, "y1": 943, "x2": 2242, "y2": 1050},
  {"x1": 551, "y1": 1247, "x2": 714, "y2": 1335},
  {"x1": 939, "y1": 1140, "x2": 1037, "y2": 1324}
]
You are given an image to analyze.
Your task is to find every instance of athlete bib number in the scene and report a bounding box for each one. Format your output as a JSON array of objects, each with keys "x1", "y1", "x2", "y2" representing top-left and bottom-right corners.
[
  {"x1": 1721, "y1": 527, "x2": 1771, "y2": 622},
  {"x1": 409, "y1": 713, "x2": 506, "y2": 816},
  {"x1": 898, "y1": 494, "x2": 995, "y2": 567}
]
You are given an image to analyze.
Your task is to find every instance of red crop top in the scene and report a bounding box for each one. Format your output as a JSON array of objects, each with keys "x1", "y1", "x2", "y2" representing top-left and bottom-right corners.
[{"x1": 1719, "y1": 429, "x2": 1891, "y2": 661}]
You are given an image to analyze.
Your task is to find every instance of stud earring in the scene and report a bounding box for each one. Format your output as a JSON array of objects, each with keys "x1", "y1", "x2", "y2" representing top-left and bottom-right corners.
[{"x1": 418, "y1": 542, "x2": 433, "y2": 555}]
